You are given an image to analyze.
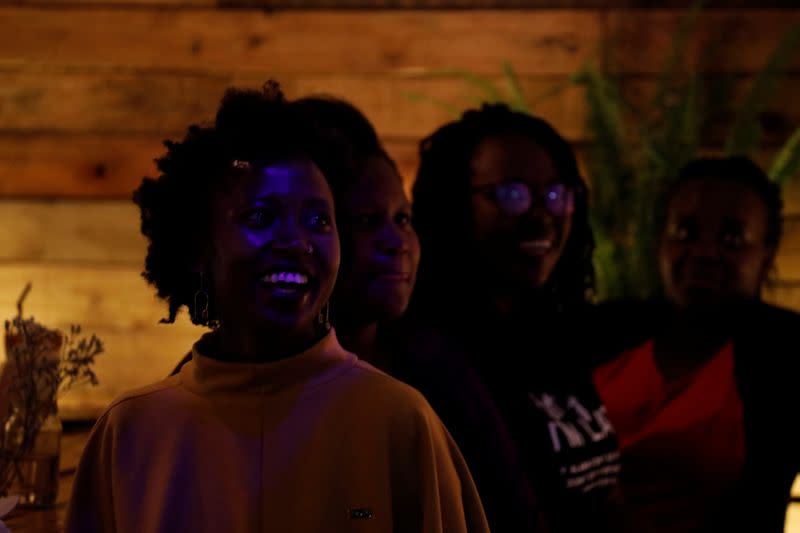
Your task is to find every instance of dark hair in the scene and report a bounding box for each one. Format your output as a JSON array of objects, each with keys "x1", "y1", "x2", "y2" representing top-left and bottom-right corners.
[
  {"x1": 292, "y1": 95, "x2": 406, "y2": 330},
  {"x1": 410, "y1": 103, "x2": 594, "y2": 319},
  {"x1": 664, "y1": 156, "x2": 783, "y2": 248},
  {"x1": 133, "y1": 81, "x2": 336, "y2": 325},
  {"x1": 293, "y1": 95, "x2": 399, "y2": 197}
]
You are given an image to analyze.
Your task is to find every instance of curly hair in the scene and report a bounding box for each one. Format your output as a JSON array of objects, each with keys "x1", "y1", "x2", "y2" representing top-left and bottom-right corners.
[
  {"x1": 410, "y1": 103, "x2": 595, "y2": 319},
  {"x1": 293, "y1": 95, "x2": 400, "y2": 197},
  {"x1": 664, "y1": 156, "x2": 784, "y2": 249},
  {"x1": 133, "y1": 81, "x2": 338, "y2": 326}
]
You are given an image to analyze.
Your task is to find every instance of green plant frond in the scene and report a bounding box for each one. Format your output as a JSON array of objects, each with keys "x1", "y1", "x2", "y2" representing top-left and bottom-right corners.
[
  {"x1": 403, "y1": 92, "x2": 462, "y2": 117},
  {"x1": 529, "y1": 80, "x2": 570, "y2": 109},
  {"x1": 651, "y1": 0, "x2": 706, "y2": 112},
  {"x1": 501, "y1": 61, "x2": 530, "y2": 113},
  {"x1": 725, "y1": 20, "x2": 800, "y2": 156},
  {"x1": 427, "y1": 68, "x2": 506, "y2": 104},
  {"x1": 681, "y1": 73, "x2": 702, "y2": 154},
  {"x1": 582, "y1": 68, "x2": 628, "y2": 168},
  {"x1": 655, "y1": 73, "x2": 702, "y2": 176},
  {"x1": 769, "y1": 126, "x2": 800, "y2": 187}
]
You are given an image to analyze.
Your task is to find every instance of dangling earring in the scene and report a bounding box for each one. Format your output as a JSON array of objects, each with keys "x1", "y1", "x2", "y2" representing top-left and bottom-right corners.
[
  {"x1": 194, "y1": 272, "x2": 210, "y2": 326},
  {"x1": 318, "y1": 302, "x2": 331, "y2": 332}
]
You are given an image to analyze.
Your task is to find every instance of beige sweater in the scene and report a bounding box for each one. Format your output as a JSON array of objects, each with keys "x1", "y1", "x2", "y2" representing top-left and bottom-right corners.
[{"x1": 66, "y1": 331, "x2": 489, "y2": 533}]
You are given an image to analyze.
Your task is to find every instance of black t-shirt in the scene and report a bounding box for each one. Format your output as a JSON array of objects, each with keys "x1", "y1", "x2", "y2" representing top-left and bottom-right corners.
[
  {"x1": 471, "y1": 311, "x2": 625, "y2": 533},
  {"x1": 399, "y1": 311, "x2": 626, "y2": 533},
  {"x1": 500, "y1": 376, "x2": 623, "y2": 532}
]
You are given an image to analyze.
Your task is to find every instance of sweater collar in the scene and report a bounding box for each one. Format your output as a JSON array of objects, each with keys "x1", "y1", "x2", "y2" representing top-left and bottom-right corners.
[{"x1": 179, "y1": 330, "x2": 356, "y2": 395}]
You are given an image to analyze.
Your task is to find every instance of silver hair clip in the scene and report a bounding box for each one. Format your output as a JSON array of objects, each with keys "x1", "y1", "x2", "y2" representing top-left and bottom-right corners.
[{"x1": 231, "y1": 159, "x2": 253, "y2": 170}]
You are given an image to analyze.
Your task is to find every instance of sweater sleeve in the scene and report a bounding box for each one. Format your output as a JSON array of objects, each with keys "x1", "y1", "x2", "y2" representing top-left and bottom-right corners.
[
  {"x1": 390, "y1": 398, "x2": 490, "y2": 533},
  {"x1": 65, "y1": 411, "x2": 117, "y2": 533}
]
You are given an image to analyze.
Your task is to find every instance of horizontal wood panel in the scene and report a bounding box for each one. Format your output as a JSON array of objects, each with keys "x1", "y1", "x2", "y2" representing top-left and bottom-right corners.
[
  {"x1": 606, "y1": 9, "x2": 800, "y2": 74},
  {"x1": 763, "y1": 281, "x2": 800, "y2": 312},
  {"x1": 0, "y1": 263, "x2": 187, "y2": 331},
  {"x1": 5, "y1": 0, "x2": 800, "y2": 7},
  {"x1": 57, "y1": 327, "x2": 198, "y2": 419},
  {"x1": 782, "y1": 178, "x2": 800, "y2": 217},
  {"x1": 7, "y1": 68, "x2": 798, "y2": 144},
  {"x1": 0, "y1": 134, "x2": 420, "y2": 197},
  {"x1": 1, "y1": 9, "x2": 793, "y2": 75},
  {"x1": 0, "y1": 200, "x2": 145, "y2": 264},
  {"x1": 0, "y1": 134, "x2": 164, "y2": 197},
  {"x1": 774, "y1": 216, "x2": 800, "y2": 282},
  {"x1": 0, "y1": 70, "x2": 589, "y2": 140},
  {"x1": 3, "y1": 131, "x2": 799, "y2": 213},
  {"x1": 0, "y1": 9, "x2": 600, "y2": 75},
  {"x1": 0, "y1": 263, "x2": 203, "y2": 419}
]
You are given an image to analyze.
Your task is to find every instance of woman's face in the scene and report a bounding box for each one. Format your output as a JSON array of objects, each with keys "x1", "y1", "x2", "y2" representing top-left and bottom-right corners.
[
  {"x1": 334, "y1": 156, "x2": 420, "y2": 323},
  {"x1": 659, "y1": 177, "x2": 774, "y2": 310},
  {"x1": 469, "y1": 134, "x2": 574, "y2": 292},
  {"x1": 205, "y1": 158, "x2": 339, "y2": 337}
]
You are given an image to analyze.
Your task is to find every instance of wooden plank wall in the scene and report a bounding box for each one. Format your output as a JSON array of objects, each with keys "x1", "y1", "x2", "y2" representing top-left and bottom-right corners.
[{"x1": 0, "y1": 6, "x2": 799, "y2": 418}]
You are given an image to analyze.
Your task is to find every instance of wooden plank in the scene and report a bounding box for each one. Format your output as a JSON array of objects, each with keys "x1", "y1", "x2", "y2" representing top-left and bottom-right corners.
[
  {"x1": 606, "y1": 9, "x2": 800, "y2": 75},
  {"x1": 2, "y1": 128, "x2": 797, "y2": 208},
  {"x1": 0, "y1": 68, "x2": 232, "y2": 135},
  {"x1": 0, "y1": 263, "x2": 203, "y2": 419},
  {"x1": 6, "y1": 0, "x2": 800, "y2": 7},
  {"x1": 0, "y1": 69, "x2": 589, "y2": 140},
  {"x1": 3, "y1": 68, "x2": 795, "y2": 143},
  {"x1": 0, "y1": 8, "x2": 601, "y2": 75},
  {"x1": 0, "y1": 134, "x2": 420, "y2": 197},
  {"x1": 774, "y1": 216, "x2": 800, "y2": 282},
  {"x1": 4, "y1": 0, "x2": 799, "y2": 7},
  {"x1": 0, "y1": 133, "x2": 163, "y2": 198},
  {"x1": 763, "y1": 281, "x2": 800, "y2": 312},
  {"x1": 0, "y1": 263, "x2": 194, "y2": 334},
  {"x1": 0, "y1": 200, "x2": 144, "y2": 264},
  {"x1": 223, "y1": 0, "x2": 800, "y2": 6},
  {"x1": 782, "y1": 177, "x2": 800, "y2": 217}
]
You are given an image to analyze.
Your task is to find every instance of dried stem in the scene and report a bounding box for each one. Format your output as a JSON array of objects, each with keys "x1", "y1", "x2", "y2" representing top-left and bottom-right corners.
[{"x1": 0, "y1": 284, "x2": 103, "y2": 497}]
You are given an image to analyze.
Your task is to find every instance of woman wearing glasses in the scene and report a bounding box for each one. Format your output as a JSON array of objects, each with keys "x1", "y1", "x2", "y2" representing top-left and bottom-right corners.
[{"x1": 401, "y1": 104, "x2": 628, "y2": 532}]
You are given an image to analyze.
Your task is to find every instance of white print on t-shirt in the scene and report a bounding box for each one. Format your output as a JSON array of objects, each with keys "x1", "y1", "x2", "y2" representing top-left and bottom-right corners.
[
  {"x1": 528, "y1": 393, "x2": 615, "y2": 453},
  {"x1": 562, "y1": 452, "x2": 622, "y2": 492}
]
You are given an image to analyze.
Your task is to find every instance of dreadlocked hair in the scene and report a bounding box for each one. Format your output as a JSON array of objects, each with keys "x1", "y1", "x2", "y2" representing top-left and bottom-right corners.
[
  {"x1": 133, "y1": 80, "x2": 338, "y2": 326},
  {"x1": 410, "y1": 103, "x2": 595, "y2": 320}
]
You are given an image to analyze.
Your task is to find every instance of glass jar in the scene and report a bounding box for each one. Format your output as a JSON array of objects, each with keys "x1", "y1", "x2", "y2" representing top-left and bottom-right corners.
[{"x1": 3, "y1": 408, "x2": 62, "y2": 508}]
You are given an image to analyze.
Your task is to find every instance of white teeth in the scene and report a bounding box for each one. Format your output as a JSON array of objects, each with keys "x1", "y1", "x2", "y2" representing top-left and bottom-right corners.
[{"x1": 263, "y1": 272, "x2": 308, "y2": 285}]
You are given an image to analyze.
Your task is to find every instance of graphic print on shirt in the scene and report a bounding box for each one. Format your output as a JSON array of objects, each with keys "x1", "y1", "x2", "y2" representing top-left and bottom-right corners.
[{"x1": 529, "y1": 392, "x2": 620, "y2": 494}]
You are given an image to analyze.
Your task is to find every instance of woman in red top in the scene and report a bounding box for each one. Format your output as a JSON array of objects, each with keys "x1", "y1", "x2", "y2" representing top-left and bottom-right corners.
[{"x1": 593, "y1": 156, "x2": 800, "y2": 532}]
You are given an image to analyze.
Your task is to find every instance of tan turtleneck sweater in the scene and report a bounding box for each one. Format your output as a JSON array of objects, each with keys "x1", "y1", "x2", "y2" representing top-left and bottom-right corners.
[{"x1": 65, "y1": 331, "x2": 489, "y2": 533}]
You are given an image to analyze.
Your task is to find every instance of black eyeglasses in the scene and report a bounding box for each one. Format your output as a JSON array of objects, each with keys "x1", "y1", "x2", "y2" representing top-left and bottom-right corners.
[{"x1": 471, "y1": 182, "x2": 575, "y2": 217}]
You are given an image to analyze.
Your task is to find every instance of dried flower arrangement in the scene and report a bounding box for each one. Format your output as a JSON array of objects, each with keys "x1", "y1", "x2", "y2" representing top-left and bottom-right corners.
[{"x1": 0, "y1": 283, "x2": 104, "y2": 498}]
